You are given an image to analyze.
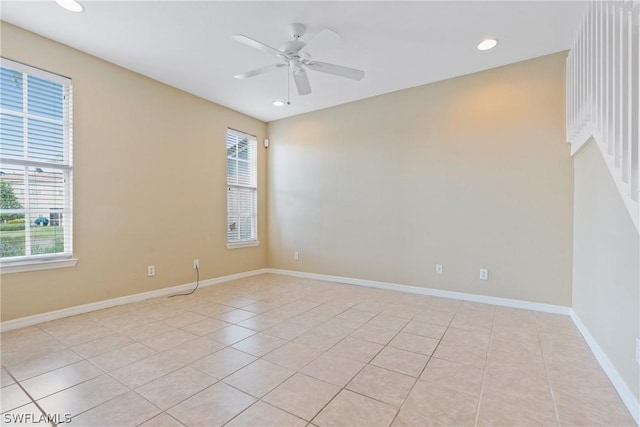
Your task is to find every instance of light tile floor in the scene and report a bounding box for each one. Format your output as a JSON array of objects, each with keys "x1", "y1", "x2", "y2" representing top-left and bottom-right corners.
[{"x1": 1, "y1": 274, "x2": 636, "y2": 426}]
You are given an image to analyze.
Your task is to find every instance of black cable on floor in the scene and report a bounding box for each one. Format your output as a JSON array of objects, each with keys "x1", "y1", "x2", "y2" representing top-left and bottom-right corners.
[{"x1": 168, "y1": 265, "x2": 200, "y2": 298}]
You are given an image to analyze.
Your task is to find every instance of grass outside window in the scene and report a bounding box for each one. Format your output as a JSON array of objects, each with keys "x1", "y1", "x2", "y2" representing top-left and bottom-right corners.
[{"x1": 0, "y1": 226, "x2": 64, "y2": 258}]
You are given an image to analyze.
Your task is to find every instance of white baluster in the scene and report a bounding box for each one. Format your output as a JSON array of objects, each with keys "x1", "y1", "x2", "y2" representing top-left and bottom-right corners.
[{"x1": 567, "y1": 0, "x2": 640, "y2": 228}]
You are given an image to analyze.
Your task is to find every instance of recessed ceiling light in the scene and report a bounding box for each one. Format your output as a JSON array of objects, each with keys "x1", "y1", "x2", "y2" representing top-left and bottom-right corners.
[
  {"x1": 477, "y1": 39, "x2": 498, "y2": 51},
  {"x1": 272, "y1": 100, "x2": 285, "y2": 107},
  {"x1": 55, "y1": 0, "x2": 84, "y2": 13}
]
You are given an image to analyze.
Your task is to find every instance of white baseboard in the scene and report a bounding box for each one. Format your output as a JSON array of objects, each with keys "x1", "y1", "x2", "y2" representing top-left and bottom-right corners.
[
  {"x1": 570, "y1": 309, "x2": 640, "y2": 425},
  {"x1": 2, "y1": 268, "x2": 568, "y2": 333},
  {"x1": 265, "y1": 268, "x2": 570, "y2": 314},
  {"x1": 0, "y1": 268, "x2": 269, "y2": 332}
]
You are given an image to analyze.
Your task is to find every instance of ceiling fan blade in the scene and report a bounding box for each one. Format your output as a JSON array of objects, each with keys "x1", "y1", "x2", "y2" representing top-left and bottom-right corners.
[
  {"x1": 232, "y1": 35, "x2": 283, "y2": 58},
  {"x1": 301, "y1": 28, "x2": 341, "y2": 56},
  {"x1": 306, "y1": 61, "x2": 365, "y2": 81},
  {"x1": 234, "y1": 64, "x2": 286, "y2": 80},
  {"x1": 293, "y1": 69, "x2": 312, "y2": 95}
]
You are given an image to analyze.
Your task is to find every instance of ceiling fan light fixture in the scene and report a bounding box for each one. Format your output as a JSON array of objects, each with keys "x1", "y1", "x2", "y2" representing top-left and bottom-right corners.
[
  {"x1": 272, "y1": 100, "x2": 285, "y2": 107},
  {"x1": 477, "y1": 38, "x2": 498, "y2": 51}
]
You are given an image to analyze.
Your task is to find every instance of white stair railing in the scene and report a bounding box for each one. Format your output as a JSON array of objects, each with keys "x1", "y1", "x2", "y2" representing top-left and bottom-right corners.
[{"x1": 567, "y1": 0, "x2": 639, "y2": 233}]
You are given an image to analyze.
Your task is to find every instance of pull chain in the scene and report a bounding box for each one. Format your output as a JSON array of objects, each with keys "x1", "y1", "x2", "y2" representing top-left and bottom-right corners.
[{"x1": 287, "y1": 69, "x2": 291, "y2": 105}]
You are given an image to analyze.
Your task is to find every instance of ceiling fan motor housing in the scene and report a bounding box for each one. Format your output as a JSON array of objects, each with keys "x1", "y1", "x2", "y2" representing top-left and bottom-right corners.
[
  {"x1": 288, "y1": 23, "x2": 306, "y2": 39},
  {"x1": 280, "y1": 39, "x2": 306, "y2": 55}
]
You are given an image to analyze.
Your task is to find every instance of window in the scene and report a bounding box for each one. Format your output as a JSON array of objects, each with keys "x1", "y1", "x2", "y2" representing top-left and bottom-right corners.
[
  {"x1": 226, "y1": 129, "x2": 257, "y2": 247},
  {"x1": 0, "y1": 58, "x2": 74, "y2": 270}
]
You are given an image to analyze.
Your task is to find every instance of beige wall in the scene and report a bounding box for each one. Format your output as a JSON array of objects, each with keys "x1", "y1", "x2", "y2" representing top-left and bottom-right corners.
[
  {"x1": 267, "y1": 52, "x2": 573, "y2": 306},
  {"x1": 0, "y1": 23, "x2": 268, "y2": 321},
  {"x1": 572, "y1": 141, "x2": 640, "y2": 400},
  {"x1": 0, "y1": 25, "x2": 574, "y2": 320}
]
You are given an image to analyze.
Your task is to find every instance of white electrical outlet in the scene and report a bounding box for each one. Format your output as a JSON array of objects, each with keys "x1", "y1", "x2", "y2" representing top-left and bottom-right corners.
[
  {"x1": 147, "y1": 265, "x2": 155, "y2": 277},
  {"x1": 479, "y1": 268, "x2": 488, "y2": 280},
  {"x1": 636, "y1": 339, "x2": 640, "y2": 365},
  {"x1": 293, "y1": 251, "x2": 299, "y2": 261},
  {"x1": 193, "y1": 259, "x2": 199, "y2": 269},
  {"x1": 435, "y1": 264, "x2": 443, "y2": 275}
]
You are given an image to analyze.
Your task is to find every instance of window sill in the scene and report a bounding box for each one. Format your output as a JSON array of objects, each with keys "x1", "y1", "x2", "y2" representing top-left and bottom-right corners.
[
  {"x1": 226, "y1": 240, "x2": 260, "y2": 249},
  {"x1": 1, "y1": 258, "x2": 79, "y2": 274}
]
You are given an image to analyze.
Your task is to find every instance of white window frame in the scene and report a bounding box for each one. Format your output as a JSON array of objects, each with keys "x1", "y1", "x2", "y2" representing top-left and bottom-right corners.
[
  {"x1": 226, "y1": 128, "x2": 259, "y2": 249},
  {"x1": 0, "y1": 58, "x2": 77, "y2": 273}
]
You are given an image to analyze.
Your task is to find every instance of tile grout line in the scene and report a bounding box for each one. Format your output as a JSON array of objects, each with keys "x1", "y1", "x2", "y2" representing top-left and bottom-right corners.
[
  {"x1": 388, "y1": 299, "x2": 463, "y2": 426},
  {"x1": 472, "y1": 306, "x2": 496, "y2": 427},
  {"x1": 218, "y1": 303, "x2": 365, "y2": 426},
  {"x1": 247, "y1": 307, "x2": 421, "y2": 426},
  {"x1": 338, "y1": 309, "x2": 418, "y2": 426},
  {"x1": 4, "y1": 368, "x2": 57, "y2": 427},
  {"x1": 220, "y1": 398, "x2": 306, "y2": 427},
  {"x1": 535, "y1": 315, "x2": 562, "y2": 427},
  {"x1": 293, "y1": 308, "x2": 407, "y2": 426},
  {"x1": 8, "y1": 357, "x2": 126, "y2": 417}
]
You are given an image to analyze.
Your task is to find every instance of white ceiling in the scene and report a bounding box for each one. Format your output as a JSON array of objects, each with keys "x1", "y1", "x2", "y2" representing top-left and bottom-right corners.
[{"x1": 1, "y1": 1, "x2": 587, "y2": 122}]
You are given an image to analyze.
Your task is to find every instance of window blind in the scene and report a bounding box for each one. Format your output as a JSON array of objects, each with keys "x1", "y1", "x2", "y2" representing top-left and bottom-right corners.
[
  {"x1": 0, "y1": 58, "x2": 73, "y2": 261},
  {"x1": 226, "y1": 129, "x2": 257, "y2": 243}
]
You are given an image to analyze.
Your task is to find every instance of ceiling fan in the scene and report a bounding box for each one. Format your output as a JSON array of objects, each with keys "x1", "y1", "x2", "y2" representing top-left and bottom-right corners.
[{"x1": 232, "y1": 23, "x2": 365, "y2": 96}]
